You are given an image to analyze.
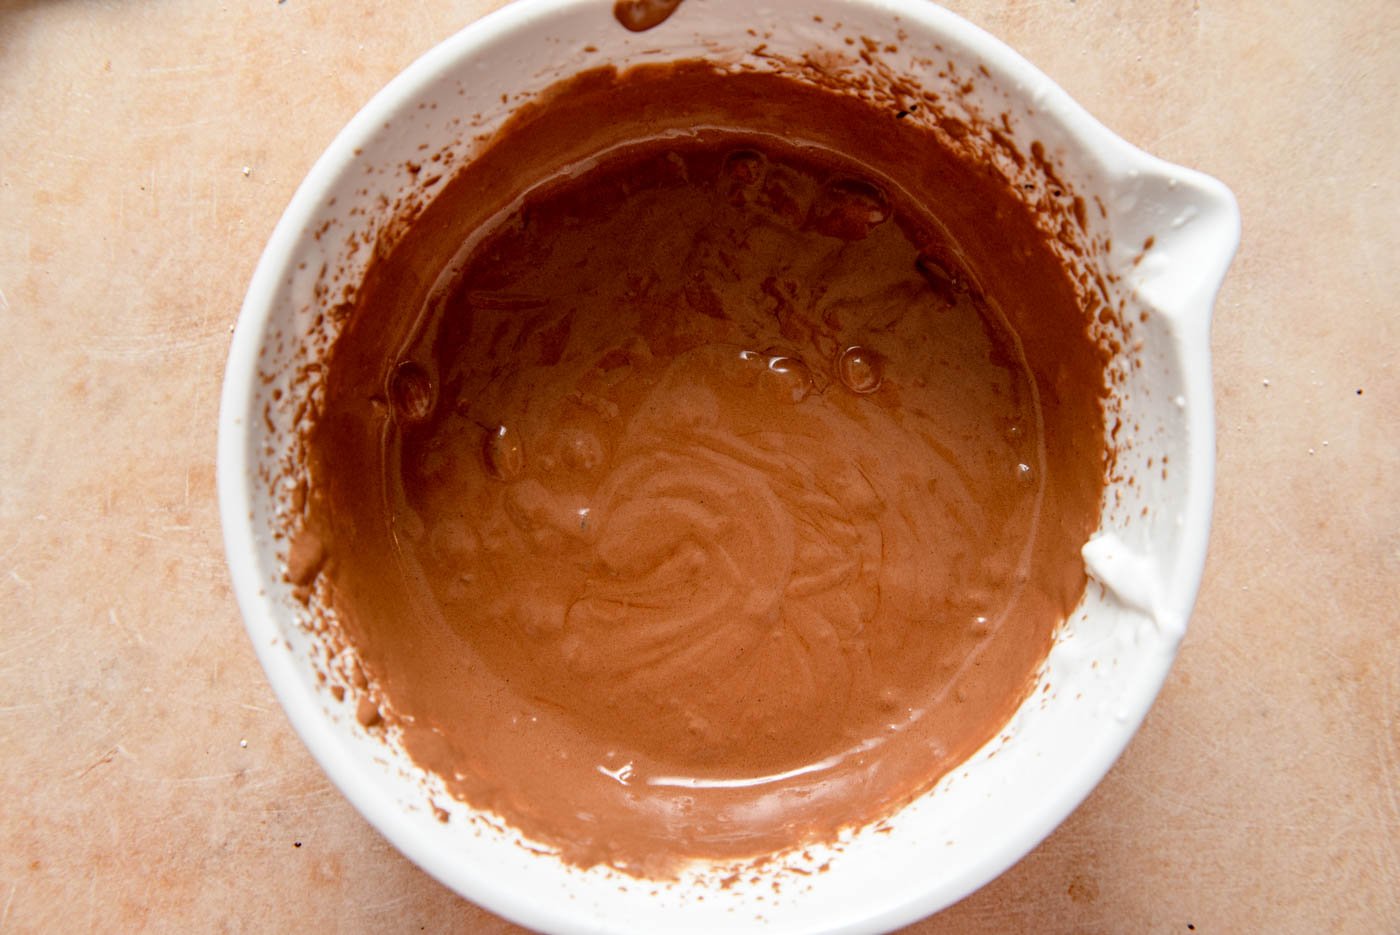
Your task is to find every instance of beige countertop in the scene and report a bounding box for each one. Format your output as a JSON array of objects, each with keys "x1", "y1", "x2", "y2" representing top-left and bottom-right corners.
[{"x1": 2, "y1": 0, "x2": 1396, "y2": 931}]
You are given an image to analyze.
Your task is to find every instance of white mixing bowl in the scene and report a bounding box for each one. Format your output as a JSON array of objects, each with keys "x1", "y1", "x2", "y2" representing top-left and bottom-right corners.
[{"x1": 218, "y1": 0, "x2": 1240, "y2": 930}]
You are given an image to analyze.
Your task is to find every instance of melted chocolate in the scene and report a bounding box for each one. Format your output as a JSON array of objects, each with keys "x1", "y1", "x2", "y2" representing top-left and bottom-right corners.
[
  {"x1": 304, "y1": 63, "x2": 1106, "y2": 876},
  {"x1": 613, "y1": 0, "x2": 684, "y2": 32}
]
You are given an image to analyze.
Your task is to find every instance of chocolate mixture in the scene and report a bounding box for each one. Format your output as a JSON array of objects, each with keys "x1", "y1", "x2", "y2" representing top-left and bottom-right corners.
[{"x1": 302, "y1": 63, "x2": 1106, "y2": 876}]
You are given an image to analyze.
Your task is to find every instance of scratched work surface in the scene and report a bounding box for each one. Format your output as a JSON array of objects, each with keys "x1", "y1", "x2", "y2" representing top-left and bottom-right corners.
[{"x1": 1, "y1": 0, "x2": 1396, "y2": 931}]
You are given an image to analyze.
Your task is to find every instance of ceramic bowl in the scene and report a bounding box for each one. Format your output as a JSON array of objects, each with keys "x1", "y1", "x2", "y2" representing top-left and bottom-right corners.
[{"x1": 218, "y1": 0, "x2": 1239, "y2": 930}]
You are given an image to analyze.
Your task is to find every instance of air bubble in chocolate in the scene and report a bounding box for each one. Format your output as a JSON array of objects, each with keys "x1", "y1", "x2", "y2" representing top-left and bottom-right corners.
[
  {"x1": 809, "y1": 178, "x2": 890, "y2": 240},
  {"x1": 720, "y1": 149, "x2": 767, "y2": 204},
  {"x1": 484, "y1": 424, "x2": 525, "y2": 480},
  {"x1": 837, "y1": 345, "x2": 883, "y2": 394},
  {"x1": 390, "y1": 360, "x2": 434, "y2": 422},
  {"x1": 765, "y1": 354, "x2": 815, "y2": 403}
]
